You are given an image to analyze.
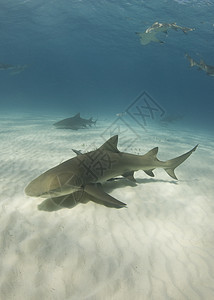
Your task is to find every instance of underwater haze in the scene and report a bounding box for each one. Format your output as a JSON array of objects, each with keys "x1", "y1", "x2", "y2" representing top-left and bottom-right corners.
[
  {"x1": 0, "y1": 0, "x2": 214, "y2": 130},
  {"x1": 1, "y1": 1, "x2": 214, "y2": 300}
]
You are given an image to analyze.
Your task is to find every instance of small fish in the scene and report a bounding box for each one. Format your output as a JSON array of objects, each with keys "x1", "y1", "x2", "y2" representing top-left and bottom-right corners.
[{"x1": 116, "y1": 112, "x2": 127, "y2": 117}]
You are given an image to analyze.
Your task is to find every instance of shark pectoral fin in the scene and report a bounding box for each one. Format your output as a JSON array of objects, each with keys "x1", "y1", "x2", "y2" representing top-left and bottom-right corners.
[
  {"x1": 144, "y1": 169, "x2": 155, "y2": 177},
  {"x1": 152, "y1": 36, "x2": 163, "y2": 43},
  {"x1": 84, "y1": 184, "x2": 127, "y2": 208},
  {"x1": 122, "y1": 171, "x2": 136, "y2": 182}
]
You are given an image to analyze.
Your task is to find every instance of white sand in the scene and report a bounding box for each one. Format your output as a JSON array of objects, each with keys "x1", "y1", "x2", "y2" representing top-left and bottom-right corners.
[{"x1": 0, "y1": 113, "x2": 214, "y2": 300}]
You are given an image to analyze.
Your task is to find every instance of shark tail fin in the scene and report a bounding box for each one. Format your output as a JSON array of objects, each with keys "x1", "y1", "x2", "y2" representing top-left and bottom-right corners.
[
  {"x1": 164, "y1": 145, "x2": 198, "y2": 180},
  {"x1": 185, "y1": 53, "x2": 197, "y2": 67},
  {"x1": 189, "y1": 58, "x2": 197, "y2": 67}
]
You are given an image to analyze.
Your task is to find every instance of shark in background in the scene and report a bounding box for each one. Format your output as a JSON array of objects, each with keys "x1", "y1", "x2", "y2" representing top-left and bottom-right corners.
[
  {"x1": 136, "y1": 22, "x2": 195, "y2": 45},
  {"x1": 53, "y1": 113, "x2": 97, "y2": 130},
  {"x1": 25, "y1": 135, "x2": 198, "y2": 209},
  {"x1": 185, "y1": 53, "x2": 214, "y2": 77},
  {"x1": 0, "y1": 62, "x2": 28, "y2": 75}
]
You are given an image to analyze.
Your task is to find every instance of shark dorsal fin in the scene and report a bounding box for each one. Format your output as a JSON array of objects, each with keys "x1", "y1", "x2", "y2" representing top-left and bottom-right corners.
[
  {"x1": 74, "y1": 113, "x2": 80, "y2": 119},
  {"x1": 72, "y1": 149, "x2": 83, "y2": 155},
  {"x1": 144, "y1": 147, "x2": 158, "y2": 158},
  {"x1": 99, "y1": 135, "x2": 120, "y2": 153}
]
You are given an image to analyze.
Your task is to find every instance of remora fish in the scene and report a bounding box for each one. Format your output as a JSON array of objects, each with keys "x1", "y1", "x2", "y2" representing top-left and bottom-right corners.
[
  {"x1": 53, "y1": 113, "x2": 96, "y2": 130},
  {"x1": 185, "y1": 54, "x2": 214, "y2": 77},
  {"x1": 25, "y1": 135, "x2": 198, "y2": 208},
  {"x1": 136, "y1": 22, "x2": 194, "y2": 45}
]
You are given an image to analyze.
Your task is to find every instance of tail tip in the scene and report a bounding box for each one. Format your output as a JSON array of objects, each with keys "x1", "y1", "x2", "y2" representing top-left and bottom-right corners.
[
  {"x1": 193, "y1": 144, "x2": 199, "y2": 152},
  {"x1": 165, "y1": 168, "x2": 178, "y2": 180}
]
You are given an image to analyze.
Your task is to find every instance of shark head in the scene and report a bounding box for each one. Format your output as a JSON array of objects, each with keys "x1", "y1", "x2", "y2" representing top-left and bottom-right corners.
[{"x1": 25, "y1": 170, "x2": 83, "y2": 198}]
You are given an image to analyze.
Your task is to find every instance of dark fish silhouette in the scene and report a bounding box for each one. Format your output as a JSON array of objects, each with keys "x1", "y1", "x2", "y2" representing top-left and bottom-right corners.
[
  {"x1": 160, "y1": 113, "x2": 184, "y2": 126},
  {"x1": 53, "y1": 113, "x2": 96, "y2": 130},
  {"x1": 0, "y1": 63, "x2": 14, "y2": 70},
  {"x1": 185, "y1": 54, "x2": 214, "y2": 77},
  {"x1": 25, "y1": 135, "x2": 198, "y2": 209},
  {"x1": 0, "y1": 62, "x2": 28, "y2": 74}
]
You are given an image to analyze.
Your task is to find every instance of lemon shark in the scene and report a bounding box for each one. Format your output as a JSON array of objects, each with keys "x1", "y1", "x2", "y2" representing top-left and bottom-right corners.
[
  {"x1": 136, "y1": 22, "x2": 194, "y2": 45},
  {"x1": 53, "y1": 113, "x2": 96, "y2": 130},
  {"x1": 25, "y1": 135, "x2": 198, "y2": 208}
]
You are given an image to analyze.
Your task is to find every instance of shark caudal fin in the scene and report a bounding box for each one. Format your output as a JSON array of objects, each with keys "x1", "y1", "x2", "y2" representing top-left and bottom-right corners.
[
  {"x1": 185, "y1": 53, "x2": 197, "y2": 67},
  {"x1": 164, "y1": 145, "x2": 198, "y2": 180}
]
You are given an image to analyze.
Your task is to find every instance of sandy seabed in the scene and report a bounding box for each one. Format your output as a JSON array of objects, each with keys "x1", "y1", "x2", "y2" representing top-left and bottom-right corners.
[{"x1": 0, "y1": 112, "x2": 214, "y2": 300}]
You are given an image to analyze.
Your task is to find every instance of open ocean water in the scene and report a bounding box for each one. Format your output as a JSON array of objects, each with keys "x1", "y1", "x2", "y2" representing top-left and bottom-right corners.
[
  {"x1": 0, "y1": 0, "x2": 214, "y2": 126},
  {"x1": 0, "y1": 1, "x2": 214, "y2": 300}
]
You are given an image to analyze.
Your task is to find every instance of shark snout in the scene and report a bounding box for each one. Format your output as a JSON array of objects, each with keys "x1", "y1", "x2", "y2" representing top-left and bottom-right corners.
[
  {"x1": 25, "y1": 182, "x2": 41, "y2": 197},
  {"x1": 25, "y1": 171, "x2": 84, "y2": 198}
]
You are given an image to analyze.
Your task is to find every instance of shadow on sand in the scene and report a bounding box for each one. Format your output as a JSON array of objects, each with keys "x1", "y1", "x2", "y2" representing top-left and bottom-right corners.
[{"x1": 38, "y1": 178, "x2": 178, "y2": 212}]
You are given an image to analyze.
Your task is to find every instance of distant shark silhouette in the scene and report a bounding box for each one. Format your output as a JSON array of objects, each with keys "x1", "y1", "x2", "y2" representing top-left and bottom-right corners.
[
  {"x1": 25, "y1": 135, "x2": 198, "y2": 209},
  {"x1": 0, "y1": 62, "x2": 28, "y2": 75},
  {"x1": 185, "y1": 54, "x2": 214, "y2": 77},
  {"x1": 160, "y1": 113, "x2": 184, "y2": 126},
  {"x1": 136, "y1": 22, "x2": 194, "y2": 45},
  {"x1": 0, "y1": 63, "x2": 14, "y2": 70},
  {"x1": 53, "y1": 113, "x2": 96, "y2": 130}
]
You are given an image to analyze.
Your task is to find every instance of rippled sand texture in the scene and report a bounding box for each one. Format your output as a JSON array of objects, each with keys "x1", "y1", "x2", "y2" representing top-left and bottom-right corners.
[{"x1": 0, "y1": 113, "x2": 214, "y2": 300}]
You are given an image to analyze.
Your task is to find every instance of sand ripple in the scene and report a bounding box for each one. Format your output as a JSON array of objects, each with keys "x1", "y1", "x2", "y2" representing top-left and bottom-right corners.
[{"x1": 0, "y1": 114, "x2": 214, "y2": 299}]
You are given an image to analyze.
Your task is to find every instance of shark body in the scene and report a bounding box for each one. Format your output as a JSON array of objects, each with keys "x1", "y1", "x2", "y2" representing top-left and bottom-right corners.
[
  {"x1": 136, "y1": 22, "x2": 194, "y2": 45},
  {"x1": 53, "y1": 113, "x2": 96, "y2": 130},
  {"x1": 185, "y1": 54, "x2": 214, "y2": 77},
  {"x1": 25, "y1": 135, "x2": 197, "y2": 208}
]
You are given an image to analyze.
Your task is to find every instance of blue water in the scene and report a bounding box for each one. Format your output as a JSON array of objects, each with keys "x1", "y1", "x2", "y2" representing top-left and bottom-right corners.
[{"x1": 0, "y1": 0, "x2": 213, "y2": 131}]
